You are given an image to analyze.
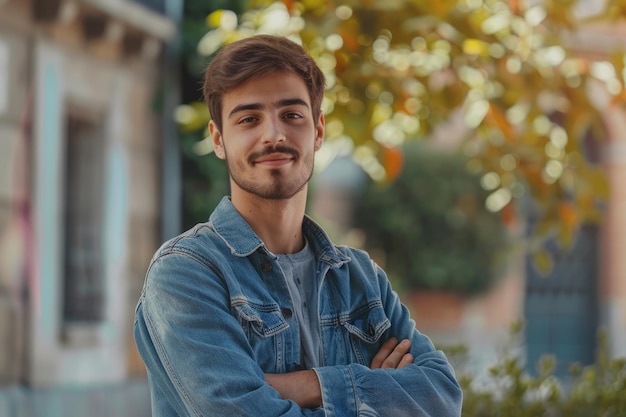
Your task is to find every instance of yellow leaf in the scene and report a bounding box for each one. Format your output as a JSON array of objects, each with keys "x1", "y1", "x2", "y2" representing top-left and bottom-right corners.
[
  {"x1": 486, "y1": 103, "x2": 514, "y2": 142},
  {"x1": 462, "y1": 39, "x2": 490, "y2": 56},
  {"x1": 556, "y1": 220, "x2": 576, "y2": 249},
  {"x1": 206, "y1": 10, "x2": 224, "y2": 28},
  {"x1": 533, "y1": 249, "x2": 554, "y2": 276}
]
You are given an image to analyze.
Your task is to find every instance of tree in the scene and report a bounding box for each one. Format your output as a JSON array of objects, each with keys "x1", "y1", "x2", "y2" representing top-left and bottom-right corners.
[{"x1": 177, "y1": 0, "x2": 626, "y2": 267}]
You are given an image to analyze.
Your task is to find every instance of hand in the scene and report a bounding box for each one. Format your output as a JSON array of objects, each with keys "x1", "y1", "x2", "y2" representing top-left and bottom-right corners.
[
  {"x1": 370, "y1": 337, "x2": 414, "y2": 369},
  {"x1": 265, "y1": 370, "x2": 322, "y2": 409}
]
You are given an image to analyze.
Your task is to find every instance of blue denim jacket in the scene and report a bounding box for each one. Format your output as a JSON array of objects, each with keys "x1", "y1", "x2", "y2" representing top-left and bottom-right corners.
[{"x1": 134, "y1": 197, "x2": 462, "y2": 416}]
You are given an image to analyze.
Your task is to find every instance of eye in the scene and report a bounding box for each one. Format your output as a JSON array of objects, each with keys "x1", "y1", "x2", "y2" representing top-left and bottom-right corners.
[
  {"x1": 283, "y1": 112, "x2": 303, "y2": 120},
  {"x1": 238, "y1": 116, "x2": 258, "y2": 124}
]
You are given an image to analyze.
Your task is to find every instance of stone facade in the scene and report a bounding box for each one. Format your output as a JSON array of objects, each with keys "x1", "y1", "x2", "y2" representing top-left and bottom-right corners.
[{"x1": 0, "y1": 0, "x2": 176, "y2": 414}]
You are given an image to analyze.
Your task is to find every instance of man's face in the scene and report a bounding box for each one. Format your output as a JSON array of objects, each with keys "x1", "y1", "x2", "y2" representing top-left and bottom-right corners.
[{"x1": 210, "y1": 71, "x2": 324, "y2": 200}]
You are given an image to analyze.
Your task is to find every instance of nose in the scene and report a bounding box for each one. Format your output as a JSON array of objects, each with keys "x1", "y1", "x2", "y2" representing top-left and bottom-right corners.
[{"x1": 261, "y1": 117, "x2": 286, "y2": 145}]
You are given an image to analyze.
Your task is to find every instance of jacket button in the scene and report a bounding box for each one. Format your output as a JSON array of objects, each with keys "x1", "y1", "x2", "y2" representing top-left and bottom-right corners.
[
  {"x1": 281, "y1": 308, "x2": 293, "y2": 318},
  {"x1": 261, "y1": 261, "x2": 272, "y2": 272}
]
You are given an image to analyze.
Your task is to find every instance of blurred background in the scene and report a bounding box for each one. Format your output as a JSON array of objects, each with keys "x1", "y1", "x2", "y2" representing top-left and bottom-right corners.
[{"x1": 0, "y1": 0, "x2": 625, "y2": 415}]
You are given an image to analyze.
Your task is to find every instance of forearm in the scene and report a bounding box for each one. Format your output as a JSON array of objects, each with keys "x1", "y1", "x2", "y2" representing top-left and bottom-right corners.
[
  {"x1": 265, "y1": 370, "x2": 322, "y2": 409},
  {"x1": 314, "y1": 357, "x2": 462, "y2": 417}
]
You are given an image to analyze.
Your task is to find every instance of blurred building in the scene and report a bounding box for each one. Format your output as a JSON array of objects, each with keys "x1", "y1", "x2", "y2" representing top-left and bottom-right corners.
[{"x1": 0, "y1": 0, "x2": 180, "y2": 415}]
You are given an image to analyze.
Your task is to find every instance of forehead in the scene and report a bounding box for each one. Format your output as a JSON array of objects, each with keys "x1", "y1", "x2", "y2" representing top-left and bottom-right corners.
[{"x1": 221, "y1": 71, "x2": 311, "y2": 113}]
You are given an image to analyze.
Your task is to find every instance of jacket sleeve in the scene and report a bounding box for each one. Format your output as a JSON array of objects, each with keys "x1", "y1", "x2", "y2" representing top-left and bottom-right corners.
[
  {"x1": 133, "y1": 251, "x2": 324, "y2": 417},
  {"x1": 312, "y1": 258, "x2": 463, "y2": 417}
]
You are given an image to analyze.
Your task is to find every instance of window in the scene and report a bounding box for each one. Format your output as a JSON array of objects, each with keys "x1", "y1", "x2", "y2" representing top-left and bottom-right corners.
[{"x1": 62, "y1": 109, "x2": 106, "y2": 325}]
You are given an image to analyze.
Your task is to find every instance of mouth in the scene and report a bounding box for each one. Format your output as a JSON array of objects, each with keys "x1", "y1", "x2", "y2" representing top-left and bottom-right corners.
[
  {"x1": 253, "y1": 153, "x2": 295, "y2": 167},
  {"x1": 250, "y1": 146, "x2": 299, "y2": 167}
]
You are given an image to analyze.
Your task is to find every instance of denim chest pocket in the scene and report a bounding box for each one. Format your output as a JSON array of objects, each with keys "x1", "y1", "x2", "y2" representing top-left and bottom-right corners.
[
  {"x1": 232, "y1": 300, "x2": 289, "y2": 372},
  {"x1": 341, "y1": 304, "x2": 391, "y2": 365}
]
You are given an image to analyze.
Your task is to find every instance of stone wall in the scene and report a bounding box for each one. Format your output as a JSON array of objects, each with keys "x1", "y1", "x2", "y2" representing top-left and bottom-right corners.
[{"x1": 0, "y1": 15, "x2": 30, "y2": 388}]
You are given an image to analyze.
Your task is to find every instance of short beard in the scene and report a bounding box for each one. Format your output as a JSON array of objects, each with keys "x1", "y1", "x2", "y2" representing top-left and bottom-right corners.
[{"x1": 226, "y1": 144, "x2": 314, "y2": 200}]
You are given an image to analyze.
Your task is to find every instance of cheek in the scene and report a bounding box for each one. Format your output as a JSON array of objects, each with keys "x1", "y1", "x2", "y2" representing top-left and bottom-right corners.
[
  {"x1": 220, "y1": 138, "x2": 249, "y2": 163},
  {"x1": 222, "y1": 128, "x2": 258, "y2": 149}
]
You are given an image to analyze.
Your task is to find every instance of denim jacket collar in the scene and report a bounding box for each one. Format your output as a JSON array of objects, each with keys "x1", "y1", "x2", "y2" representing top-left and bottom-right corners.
[{"x1": 209, "y1": 197, "x2": 350, "y2": 268}]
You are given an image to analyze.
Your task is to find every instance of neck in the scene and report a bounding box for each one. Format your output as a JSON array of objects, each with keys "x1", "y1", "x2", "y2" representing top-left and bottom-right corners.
[{"x1": 230, "y1": 188, "x2": 308, "y2": 254}]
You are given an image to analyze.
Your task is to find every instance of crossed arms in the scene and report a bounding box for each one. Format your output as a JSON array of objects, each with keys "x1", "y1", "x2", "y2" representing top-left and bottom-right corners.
[{"x1": 265, "y1": 337, "x2": 414, "y2": 408}]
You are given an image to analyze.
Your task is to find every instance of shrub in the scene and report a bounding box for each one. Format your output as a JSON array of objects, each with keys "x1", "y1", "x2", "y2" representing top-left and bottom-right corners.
[
  {"x1": 449, "y1": 324, "x2": 626, "y2": 416},
  {"x1": 352, "y1": 143, "x2": 509, "y2": 294}
]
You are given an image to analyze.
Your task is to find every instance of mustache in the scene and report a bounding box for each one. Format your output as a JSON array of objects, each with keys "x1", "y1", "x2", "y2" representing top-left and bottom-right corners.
[{"x1": 248, "y1": 145, "x2": 299, "y2": 163}]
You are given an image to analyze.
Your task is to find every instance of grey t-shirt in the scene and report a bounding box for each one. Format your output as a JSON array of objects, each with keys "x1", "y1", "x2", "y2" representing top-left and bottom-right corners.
[{"x1": 276, "y1": 239, "x2": 320, "y2": 369}]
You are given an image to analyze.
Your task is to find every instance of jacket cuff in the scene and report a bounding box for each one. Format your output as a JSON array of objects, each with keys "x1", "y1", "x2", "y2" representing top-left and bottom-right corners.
[{"x1": 312, "y1": 365, "x2": 360, "y2": 416}]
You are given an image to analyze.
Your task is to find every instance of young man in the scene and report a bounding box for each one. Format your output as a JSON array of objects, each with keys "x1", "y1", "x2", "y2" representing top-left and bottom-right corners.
[{"x1": 134, "y1": 34, "x2": 462, "y2": 416}]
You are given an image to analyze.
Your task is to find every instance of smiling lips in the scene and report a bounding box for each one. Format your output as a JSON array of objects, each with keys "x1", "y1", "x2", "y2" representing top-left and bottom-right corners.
[{"x1": 254, "y1": 153, "x2": 295, "y2": 167}]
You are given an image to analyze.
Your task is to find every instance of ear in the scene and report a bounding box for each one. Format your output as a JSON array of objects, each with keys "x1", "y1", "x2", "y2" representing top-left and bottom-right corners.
[
  {"x1": 314, "y1": 112, "x2": 325, "y2": 152},
  {"x1": 209, "y1": 120, "x2": 225, "y2": 160}
]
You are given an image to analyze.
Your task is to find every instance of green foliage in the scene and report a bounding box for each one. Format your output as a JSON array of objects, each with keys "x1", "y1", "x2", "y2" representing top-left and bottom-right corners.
[
  {"x1": 451, "y1": 324, "x2": 626, "y2": 416},
  {"x1": 180, "y1": 131, "x2": 229, "y2": 229},
  {"x1": 352, "y1": 143, "x2": 508, "y2": 294}
]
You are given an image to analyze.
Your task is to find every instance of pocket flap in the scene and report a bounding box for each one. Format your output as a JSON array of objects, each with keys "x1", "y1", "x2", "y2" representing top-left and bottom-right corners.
[
  {"x1": 233, "y1": 302, "x2": 289, "y2": 338},
  {"x1": 342, "y1": 304, "x2": 391, "y2": 344}
]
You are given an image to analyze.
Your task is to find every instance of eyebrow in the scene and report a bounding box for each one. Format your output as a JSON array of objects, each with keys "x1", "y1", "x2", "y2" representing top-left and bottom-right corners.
[{"x1": 227, "y1": 98, "x2": 310, "y2": 119}]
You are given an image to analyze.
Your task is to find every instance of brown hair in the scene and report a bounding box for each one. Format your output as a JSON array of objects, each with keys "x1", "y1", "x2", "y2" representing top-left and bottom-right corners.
[{"x1": 202, "y1": 35, "x2": 326, "y2": 133}]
